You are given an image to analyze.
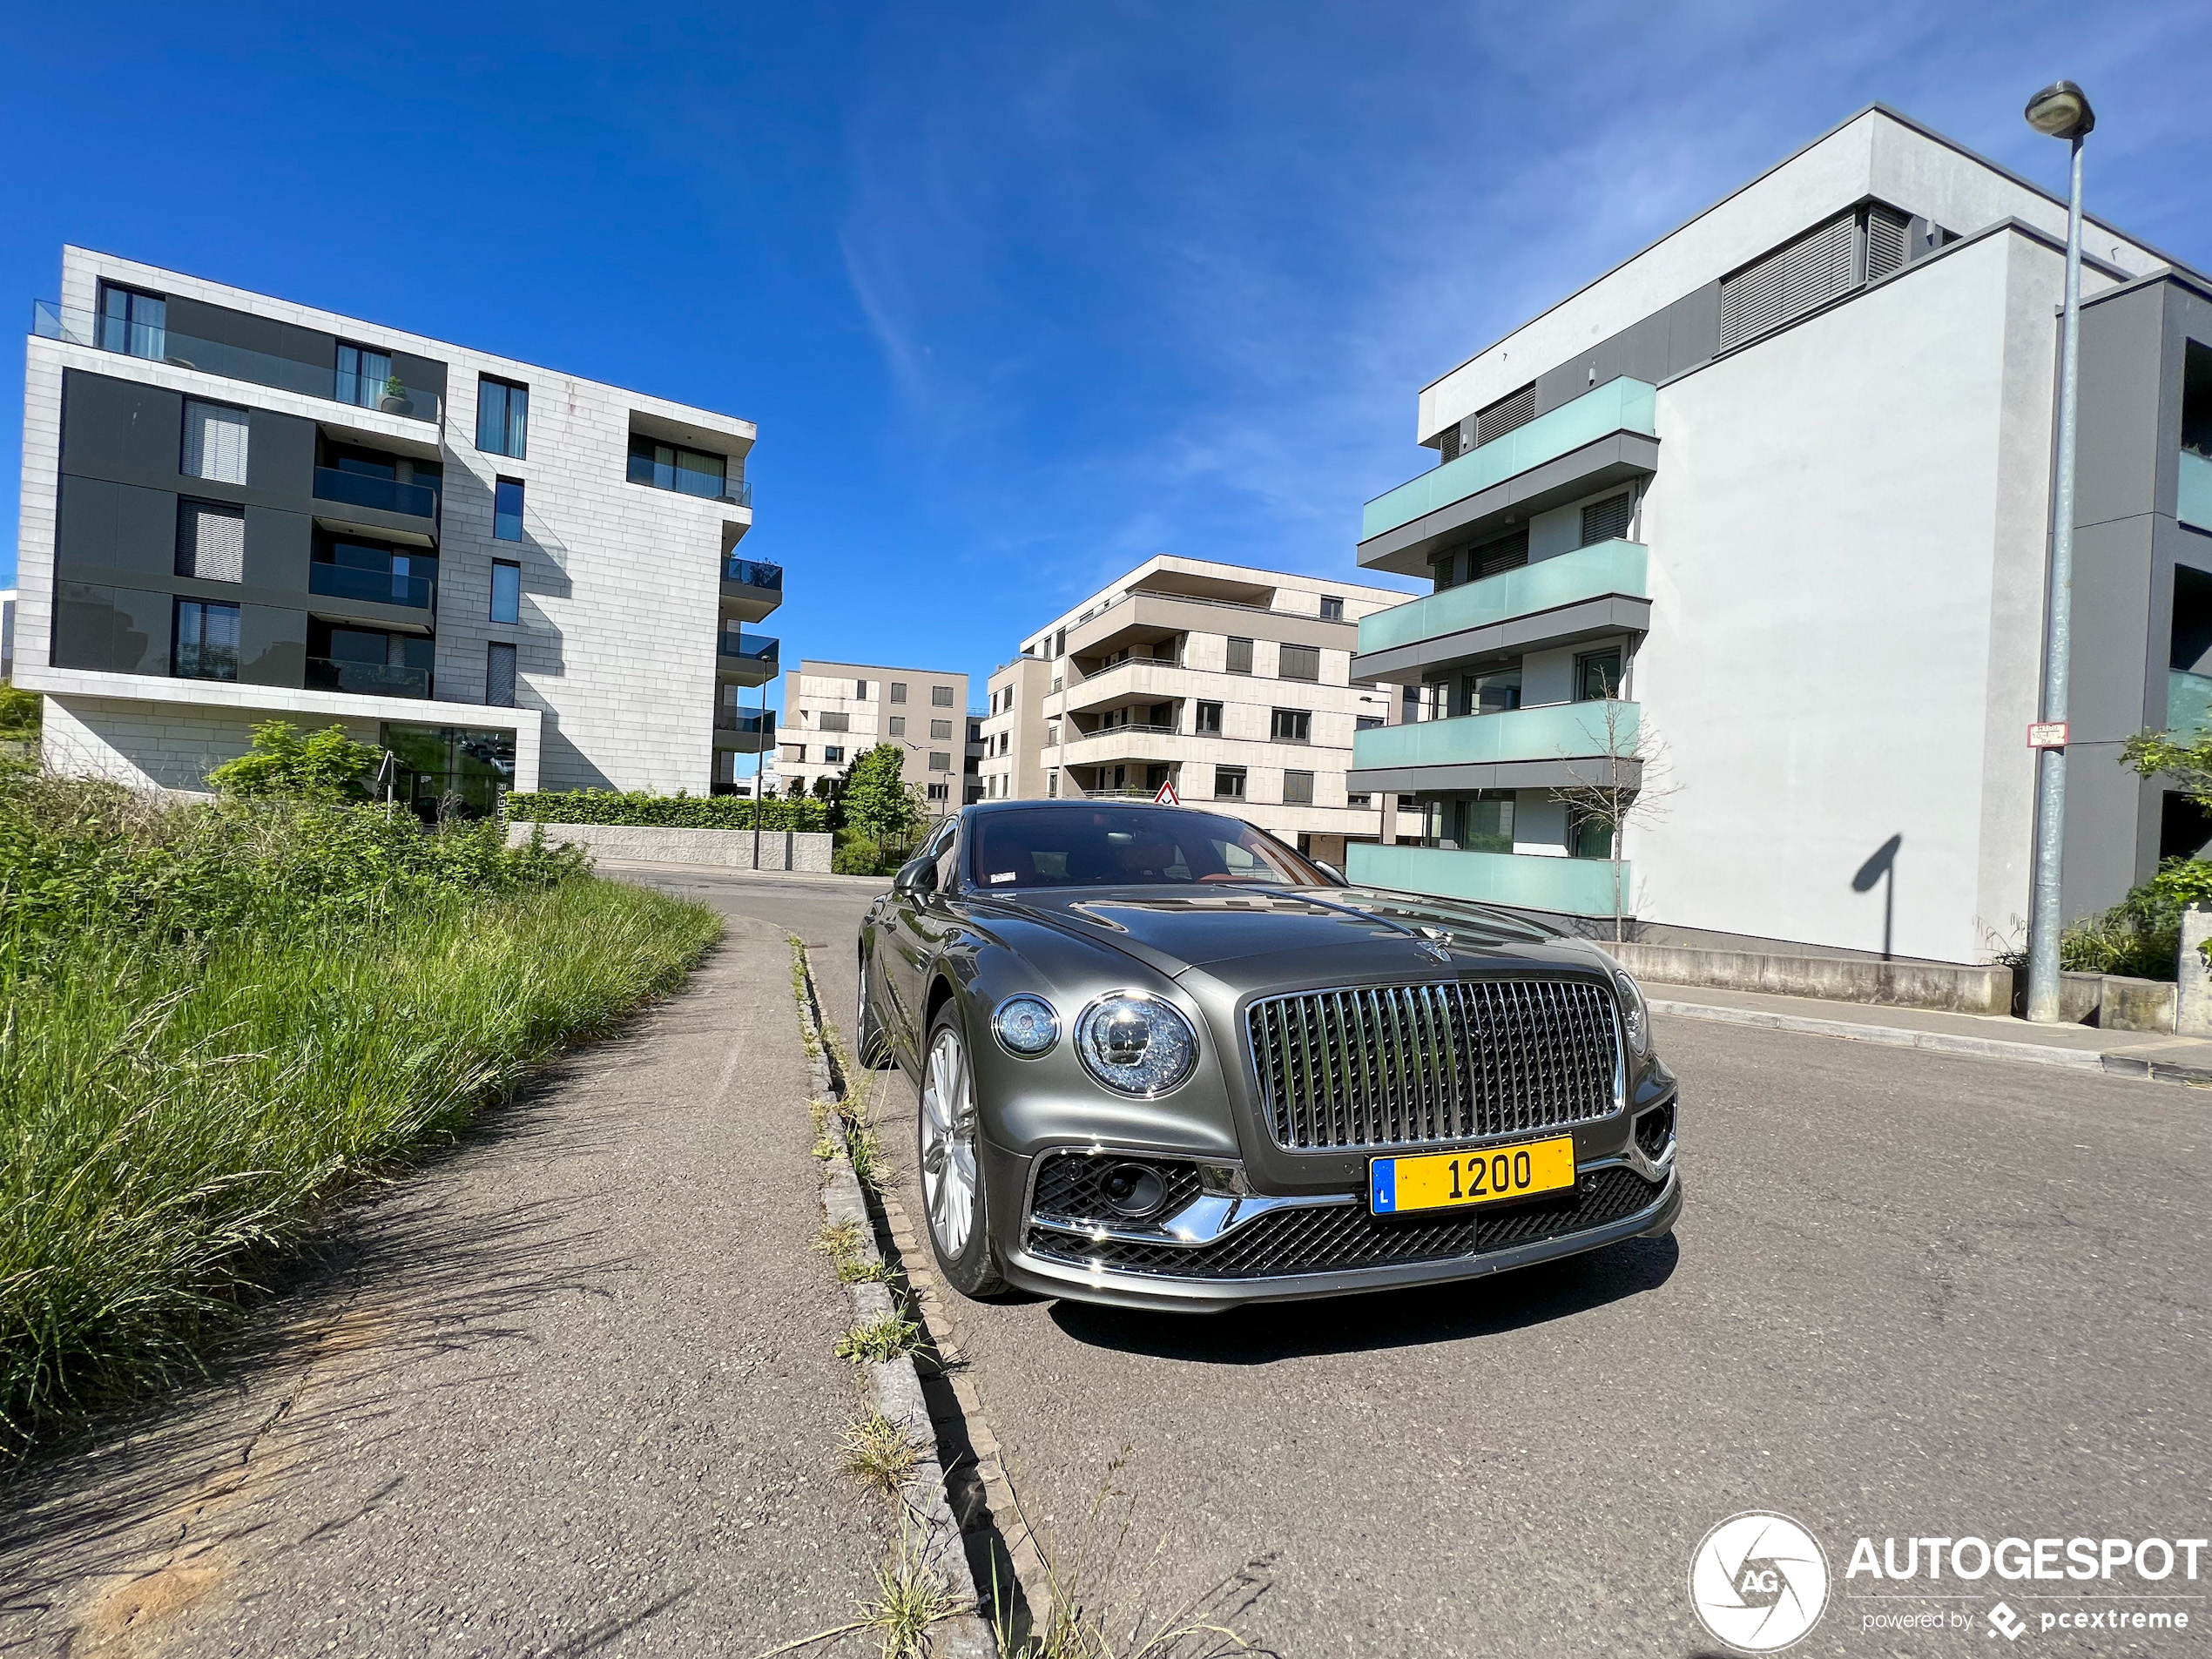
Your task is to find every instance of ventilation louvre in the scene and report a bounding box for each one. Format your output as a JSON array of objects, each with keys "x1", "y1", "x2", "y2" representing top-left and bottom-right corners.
[
  {"x1": 1866, "y1": 204, "x2": 1910, "y2": 280},
  {"x1": 1719, "y1": 212, "x2": 1858, "y2": 348}
]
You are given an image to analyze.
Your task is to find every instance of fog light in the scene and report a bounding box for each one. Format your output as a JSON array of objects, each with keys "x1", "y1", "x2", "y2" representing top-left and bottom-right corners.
[
  {"x1": 1099, "y1": 1161, "x2": 1168, "y2": 1218},
  {"x1": 1635, "y1": 1103, "x2": 1676, "y2": 1160}
]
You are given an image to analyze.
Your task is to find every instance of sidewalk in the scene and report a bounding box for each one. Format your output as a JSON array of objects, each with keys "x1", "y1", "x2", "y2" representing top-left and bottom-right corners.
[
  {"x1": 0, "y1": 915, "x2": 897, "y2": 1658},
  {"x1": 1646, "y1": 978, "x2": 2212, "y2": 1083}
]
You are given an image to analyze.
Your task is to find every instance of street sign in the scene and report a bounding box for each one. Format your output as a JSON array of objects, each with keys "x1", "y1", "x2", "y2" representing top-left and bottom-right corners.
[
  {"x1": 1153, "y1": 779, "x2": 1180, "y2": 806},
  {"x1": 2027, "y1": 721, "x2": 2069, "y2": 750}
]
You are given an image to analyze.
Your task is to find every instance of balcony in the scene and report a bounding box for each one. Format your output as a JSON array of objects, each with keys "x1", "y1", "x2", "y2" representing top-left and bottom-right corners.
[
  {"x1": 1059, "y1": 725, "x2": 1184, "y2": 767},
  {"x1": 1347, "y1": 842, "x2": 1629, "y2": 920},
  {"x1": 308, "y1": 561, "x2": 435, "y2": 610},
  {"x1": 305, "y1": 657, "x2": 432, "y2": 698},
  {"x1": 313, "y1": 466, "x2": 438, "y2": 521},
  {"x1": 721, "y1": 555, "x2": 784, "y2": 624},
  {"x1": 713, "y1": 707, "x2": 775, "y2": 752},
  {"x1": 1349, "y1": 700, "x2": 1640, "y2": 792},
  {"x1": 2170, "y1": 669, "x2": 2212, "y2": 735},
  {"x1": 1359, "y1": 378, "x2": 1658, "y2": 576},
  {"x1": 1061, "y1": 658, "x2": 1186, "y2": 713},
  {"x1": 2182, "y1": 448, "x2": 2212, "y2": 534},
  {"x1": 1353, "y1": 541, "x2": 1649, "y2": 682},
  {"x1": 717, "y1": 631, "x2": 779, "y2": 686},
  {"x1": 34, "y1": 300, "x2": 442, "y2": 422}
]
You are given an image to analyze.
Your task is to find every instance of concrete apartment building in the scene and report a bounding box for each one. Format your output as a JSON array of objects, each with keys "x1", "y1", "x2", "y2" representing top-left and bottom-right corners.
[
  {"x1": 776, "y1": 659, "x2": 972, "y2": 810},
  {"x1": 1344, "y1": 105, "x2": 2212, "y2": 963},
  {"x1": 979, "y1": 556, "x2": 1417, "y2": 867},
  {"x1": 14, "y1": 247, "x2": 776, "y2": 812}
]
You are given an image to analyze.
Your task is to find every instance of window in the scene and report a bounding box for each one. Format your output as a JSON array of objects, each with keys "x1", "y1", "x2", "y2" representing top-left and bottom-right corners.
[
  {"x1": 1195, "y1": 701, "x2": 1223, "y2": 735},
  {"x1": 928, "y1": 752, "x2": 952, "y2": 772},
  {"x1": 1347, "y1": 792, "x2": 1372, "y2": 809},
  {"x1": 173, "y1": 599, "x2": 240, "y2": 680},
  {"x1": 930, "y1": 718, "x2": 953, "y2": 740},
  {"x1": 1279, "y1": 644, "x2": 1320, "y2": 682},
  {"x1": 625, "y1": 435, "x2": 726, "y2": 498},
  {"x1": 783, "y1": 744, "x2": 806, "y2": 763},
  {"x1": 485, "y1": 642, "x2": 517, "y2": 706},
  {"x1": 1455, "y1": 794, "x2": 1516, "y2": 853},
  {"x1": 1214, "y1": 765, "x2": 1247, "y2": 799},
  {"x1": 490, "y1": 560, "x2": 521, "y2": 624},
  {"x1": 889, "y1": 716, "x2": 907, "y2": 737},
  {"x1": 927, "y1": 782, "x2": 949, "y2": 802},
  {"x1": 1320, "y1": 596, "x2": 1345, "y2": 621},
  {"x1": 1581, "y1": 493, "x2": 1634, "y2": 547},
  {"x1": 1474, "y1": 527, "x2": 1529, "y2": 578},
  {"x1": 1046, "y1": 773, "x2": 1058, "y2": 797},
  {"x1": 968, "y1": 721, "x2": 981, "y2": 742},
  {"x1": 932, "y1": 685, "x2": 954, "y2": 708},
  {"x1": 890, "y1": 681, "x2": 907, "y2": 704},
  {"x1": 175, "y1": 502, "x2": 245, "y2": 583},
  {"x1": 475, "y1": 376, "x2": 529, "y2": 458},
  {"x1": 1575, "y1": 648, "x2": 1624, "y2": 702},
  {"x1": 1465, "y1": 660, "x2": 1523, "y2": 716},
  {"x1": 856, "y1": 679, "x2": 870, "y2": 698},
  {"x1": 1283, "y1": 770, "x2": 1315, "y2": 806},
  {"x1": 98, "y1": 284, "x2": 166, "y2": 360},
  {"x1": 820, "y1": 711, "x2": 850, "y2": 732},
  {"x1": 1047, "y1": 721, "x2": 1060, "y2": 746},
  {"x1": 1226, "y1": 636, "x2": 1254, "y2": 674},
  {"x1": 494, "y1": 478, "x2": 525, "y2": 541},
  {"x1": 1356, "y1": 714, "x2": 1385, "y2": 732},
  {"x1": 336, "y1": 342, "x2": 393, "y2": 410},
  {"x1": 1568, "y1": 806, "x2": 1615, "y2": 860},
  {"x1": 1271, "y1": 708, "x2": 1312, "y2": 744},
  {"x1": 182, "y1": 400, "x2": 249, "y2": 484},
  {"x1": 824, "y1": 745, "x2": 846, "y2": 764},
  {"x1": 1054, "y1": 628, "x2": 1066, "y2": 657}
]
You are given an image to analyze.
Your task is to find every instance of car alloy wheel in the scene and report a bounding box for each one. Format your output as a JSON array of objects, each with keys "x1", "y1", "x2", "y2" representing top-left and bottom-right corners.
[{"x1": 921, "y1": 1022, "x2": 980, "y2": 1260}]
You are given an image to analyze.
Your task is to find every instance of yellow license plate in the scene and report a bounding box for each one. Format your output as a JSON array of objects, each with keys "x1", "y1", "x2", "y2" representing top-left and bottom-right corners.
[{"x1": 1369, "y1": 1136, "x2": 1577, "y2": 1216}]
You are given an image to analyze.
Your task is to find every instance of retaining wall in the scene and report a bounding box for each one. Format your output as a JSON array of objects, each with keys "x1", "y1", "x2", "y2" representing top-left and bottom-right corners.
[
  {"x1": 509, "y1": 819, "x2": 833, "y2": 873},
  {"x1": 1612, "y1": 942, "x2": 2013, "y2": 1015}
]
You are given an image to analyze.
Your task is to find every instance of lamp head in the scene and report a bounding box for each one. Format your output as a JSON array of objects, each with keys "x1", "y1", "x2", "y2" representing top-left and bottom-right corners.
[{"x1": 2024, "y1": 80, "x2": 2094, "y2": 140}]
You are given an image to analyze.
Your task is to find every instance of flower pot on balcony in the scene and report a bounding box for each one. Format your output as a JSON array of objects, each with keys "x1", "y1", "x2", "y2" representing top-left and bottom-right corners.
[{"x1": 380, "y1": 395, "x2": 409, "y2": 413}]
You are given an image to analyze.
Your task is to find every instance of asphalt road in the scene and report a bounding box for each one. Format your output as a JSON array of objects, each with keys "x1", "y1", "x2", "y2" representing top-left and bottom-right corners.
[{"x1": 629, "y1": 867, "x2": 2211, "y2": 1658}]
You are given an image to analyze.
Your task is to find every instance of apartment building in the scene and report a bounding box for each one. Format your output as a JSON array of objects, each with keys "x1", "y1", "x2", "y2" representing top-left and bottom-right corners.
[
  {"x1": 776, "y1": 659, "x2": 972, "y2": 810},
  {"x1": 1344, "y1": 105, "x2": 2211, "y2": 962},
  {"x1": 14, "y1": 247, "x2": 775, "y2": 813},
  {"x1": 979, "y1": 556, "x2": 1417, "y2": 867}
]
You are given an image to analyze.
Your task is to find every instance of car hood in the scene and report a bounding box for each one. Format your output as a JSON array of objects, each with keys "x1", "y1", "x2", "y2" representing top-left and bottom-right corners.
[{"x1": 988, "y1": 882, "x2": 1616, "y2": 988}]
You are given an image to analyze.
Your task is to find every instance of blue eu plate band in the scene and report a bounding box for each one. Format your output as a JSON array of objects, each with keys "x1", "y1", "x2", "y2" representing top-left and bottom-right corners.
[{"x1": 1370, "y1": 1158, "x2": 1397, "y2": 1214}]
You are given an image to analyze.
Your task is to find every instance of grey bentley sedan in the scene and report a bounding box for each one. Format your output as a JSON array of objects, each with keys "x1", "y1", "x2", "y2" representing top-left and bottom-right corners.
[{"x1": 854, "y1": 800, "x2": 1681, "y2": 1312}]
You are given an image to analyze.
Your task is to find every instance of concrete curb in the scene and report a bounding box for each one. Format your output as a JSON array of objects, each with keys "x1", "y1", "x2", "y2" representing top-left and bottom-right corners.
[
  {"x1": 792, "y1": 945, "x2": 1000, "y2": 1659},
  {"x1": 1649, "y1": 997, "x2": 2212, "y2": 1084}
]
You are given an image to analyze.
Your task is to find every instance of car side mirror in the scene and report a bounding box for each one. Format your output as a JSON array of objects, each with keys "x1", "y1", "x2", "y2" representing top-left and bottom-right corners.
[
  {"x1": 1315, "y1": 861, "x2": 1346, "y2": 886},
  {"x1": 894, "y1": 856, "x2": 938, "y2": 900}
]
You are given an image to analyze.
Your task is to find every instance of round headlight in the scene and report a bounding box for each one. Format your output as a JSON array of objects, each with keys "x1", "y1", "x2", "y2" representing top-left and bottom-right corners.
[
  {"x1": 1615, "y1": 970, "x2": 1652, "y2": 1056},
  {"x1": 1073, "y1": 993, "x2": 1198, "y2": 1096},
  {"x1": 992, "y1": 995, "x2": 1061, "y2": 1057}
]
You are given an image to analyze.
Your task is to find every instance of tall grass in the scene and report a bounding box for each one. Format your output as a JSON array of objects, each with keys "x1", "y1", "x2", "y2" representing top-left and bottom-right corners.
[{"x1": 0, "y1": 775, "x2": 719, "y2": 1453}]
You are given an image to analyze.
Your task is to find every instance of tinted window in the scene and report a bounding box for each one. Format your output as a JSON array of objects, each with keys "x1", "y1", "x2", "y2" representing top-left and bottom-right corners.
[
  {"x1": 476, "y1": 377, "x2": 529, "y2": 458},
  {"x1": 971, "y1": 806, "x2": 1323, "y2": 890},
  {"x1": 494, "y1": 477, "x2": 524, "y2": 541}
]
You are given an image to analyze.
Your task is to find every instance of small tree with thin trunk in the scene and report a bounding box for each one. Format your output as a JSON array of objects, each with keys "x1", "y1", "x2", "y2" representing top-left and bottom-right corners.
[
  {"x1": 1548, "y1": 685, "x2": 1676, "y2": 943},
  {"x1": 840, "y1": 743, "x2": 926, "y2": 873}
]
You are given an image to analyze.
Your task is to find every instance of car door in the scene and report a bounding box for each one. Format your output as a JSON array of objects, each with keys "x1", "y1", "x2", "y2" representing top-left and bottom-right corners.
[{"x1": 884, "y1": 819, "x2": 957, "y2": 1053}]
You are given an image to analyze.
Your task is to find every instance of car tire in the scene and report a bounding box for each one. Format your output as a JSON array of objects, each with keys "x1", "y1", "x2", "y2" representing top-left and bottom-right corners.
[
  {"x1": 918, "y1": 1001, "x2": 1008, "y2": 1300},
  {"x1": 854, "y1": 948, "x2": 896, "y2": 1070}
]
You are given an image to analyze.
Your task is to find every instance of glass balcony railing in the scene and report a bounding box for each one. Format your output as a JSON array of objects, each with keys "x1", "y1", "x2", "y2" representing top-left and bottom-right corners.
[
  {"x1": 1352, "y1": 699, "x2": 1640, "y2": 770},
  {"x1": 2169, "y1": 669, "x2": 2212, "y2": 735},
  {"x1": 724, "y1": 555, "x2": 783, "y2": 589},
  {"x1": 1359, "y1": 540, "x2": 1649, "y2": 656},
  {"x1": 714, "y1": 708, "x2": 773, "y2": 736},
  {"x1": 718, "y1": 631, "x2": 779, "y2": 663},
  {"x1": 34, "y1": 300, "x2": 442, "y2": 422},
  {"x1": 313, "y1": 466, "x2": 438, "y2": 519},
  {"x1": 2181, "y1": 448, "x2": 2212, "y2": 533},
  {"x1": 1347, "y1": 842, "x2": 1629, "y2": 919},
  {"x1": 1362, "y1": 377, "x2": 1657, "y2": 544},
  {"x1": 309, "y1": 562, "x2": 435, "y2": 609},
  {"x1": 305, "y1": 657, "x2": 432, "y2": 698}
]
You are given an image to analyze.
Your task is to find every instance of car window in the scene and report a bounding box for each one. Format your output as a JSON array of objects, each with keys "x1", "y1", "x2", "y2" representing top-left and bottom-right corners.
[
  {"x1": 972, "y1": 806, "x2": 1324, "y2": 890},
  {"x1": 933, "y1": 824, "x2": 961, "y2": 893}
]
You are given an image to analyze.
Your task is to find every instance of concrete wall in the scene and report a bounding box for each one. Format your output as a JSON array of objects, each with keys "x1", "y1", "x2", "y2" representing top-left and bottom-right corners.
[
  {"x1": 509, "y1": 819, "x2": 833, "y2": 873},
  {"x1": 1615, "y1": 941, "x2": 2013, "y2": 1015}
]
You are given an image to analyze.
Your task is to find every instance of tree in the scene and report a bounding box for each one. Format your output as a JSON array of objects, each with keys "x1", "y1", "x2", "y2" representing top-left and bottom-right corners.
[
  {"x1": 2122, "y1": 727, "x2": 2212, "y2": 809},
  {"x1": 840, "y1": 743, "x2": 925, "y2": 866},
  {"x1": 1547, "y1": 685, "x2": 1676, "y2": 944},
  {"x1": 206, "y1": 721, "x2": 381, "y2": 802}
]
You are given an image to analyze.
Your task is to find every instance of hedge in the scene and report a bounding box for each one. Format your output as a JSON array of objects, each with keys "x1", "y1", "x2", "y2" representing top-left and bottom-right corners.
[{"x1": 504, "y1": 790, "x2": 830, "y2": 832}]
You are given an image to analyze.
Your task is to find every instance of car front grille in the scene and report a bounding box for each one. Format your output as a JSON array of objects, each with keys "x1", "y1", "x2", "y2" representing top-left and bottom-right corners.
[
  {"x1": 1246, "y1": 979, "x2": 1621, "y2": 1151},
  {"x1": 1024, "y1": 1165, "x2": 1662, "y2": 1281}
]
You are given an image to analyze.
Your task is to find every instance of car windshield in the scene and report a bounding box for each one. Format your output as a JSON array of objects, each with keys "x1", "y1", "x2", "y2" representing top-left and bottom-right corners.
[{"x1": 970, "y1": 806, "x2": 1326, "y2": 890}]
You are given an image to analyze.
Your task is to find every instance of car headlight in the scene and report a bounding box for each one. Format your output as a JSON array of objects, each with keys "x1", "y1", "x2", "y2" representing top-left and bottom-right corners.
[
  {"x1": 1073, "y1": 993, "x2": 1198, "y2": 1096},
  {"x1": 1615, "y1": 970, "x2": 1653, "y2": 1057},
  {"x1": 992, "y1": 995, "x2": 1061, "y2": 1057}
]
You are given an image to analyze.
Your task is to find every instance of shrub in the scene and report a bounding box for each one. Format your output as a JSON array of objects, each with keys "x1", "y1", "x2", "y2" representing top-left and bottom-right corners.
[
  {"x1": 833, "y1": 828, "x2": 910, "y2": 877},
  {"x1": 206, "y1": 720, "x2": 381, "y2": 801},
  {"x1": 1999, "y1": 858, "x2": 2212, "y2": 981},
  {"x1": 0, "y1": 683, "x2": 38, "y2": 741},
  {"x1": 505, "y1": 788, "x2": 829, "y2": 832}
]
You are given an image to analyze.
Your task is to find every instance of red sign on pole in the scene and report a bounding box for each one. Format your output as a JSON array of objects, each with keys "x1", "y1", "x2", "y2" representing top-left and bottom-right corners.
[
  {"x1": 1153, "y1": 779, "x2": 1181, "y2": 806},
  {"x1": 2027, "y1": 721, "x2": 2069, "y2": 750}
]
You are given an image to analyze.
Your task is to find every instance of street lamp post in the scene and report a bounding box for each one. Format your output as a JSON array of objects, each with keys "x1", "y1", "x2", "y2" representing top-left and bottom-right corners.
[
  {"x1": 2024, "y1": 79, "x2": 2095, "y2": 1024},
  {"x1": 752, "y1": 674, "x2": 768, "y2": 873}
]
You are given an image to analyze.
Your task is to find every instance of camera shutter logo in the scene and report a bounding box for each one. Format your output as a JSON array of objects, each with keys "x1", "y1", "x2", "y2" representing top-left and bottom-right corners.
[{"x1": 1689, "y1": 1512, "x2": 1831, "y2": 1652}]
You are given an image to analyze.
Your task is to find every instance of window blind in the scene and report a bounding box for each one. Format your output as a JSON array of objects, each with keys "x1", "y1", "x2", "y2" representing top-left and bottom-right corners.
[
  {"x1": 176, "y1": 502, "x2": 246, "y2": 582},
  {"x1": 1719, "y1": 212, "x2": 1857, "y2": 347},
  {"x1": 1866, "y1": 204, "x2": 1910, "y2": 280},
  {"x1": 1580, "y1": 493, "x2": 1635, "y2": 547},
  {"x1": 182, "y1": 401, "x2": 249, "y2": 484},
  {"x1": 1279, "y1": 644, "x2": 1320, "y2": 682},
  {"x1": 1474, "y1": 527, "x2": 1529, "y2": 579},
  {"x1": 486, "y1": 642, "x2": 517, "y2": 707},
  {"x1": 1474, "y1": 384, "x2": 1536, "y2": 447}
]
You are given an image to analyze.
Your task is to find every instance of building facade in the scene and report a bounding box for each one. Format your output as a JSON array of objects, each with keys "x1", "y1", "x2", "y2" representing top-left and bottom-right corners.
[
  {"x1": 776, "y1": 659, "x2": 972, "y2": 811},
  {"x1": 980, "y1": 556, "x2": 1418, "y2": 867},
  {"x1": 1345, "y1": 105, "x2": 2210, "y2": 962},
  {"x1": 14, "y1": 247, "x2": 774, "y2": 810}
]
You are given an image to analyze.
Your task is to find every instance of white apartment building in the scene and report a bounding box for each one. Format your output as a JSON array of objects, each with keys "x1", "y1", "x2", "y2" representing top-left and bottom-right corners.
[
  {"x1": 980, "y1": 556, "x2": 1418, "y2": 867},
  {"x1": 14, "y1": 247, "x2": 775, "y2": 811},
  {"x1": 1345, "y1": 105, "x2": 2211, "y2": 961},
  {"x1": 777, "y1": 659, "x2": 972, "y2": 811}
]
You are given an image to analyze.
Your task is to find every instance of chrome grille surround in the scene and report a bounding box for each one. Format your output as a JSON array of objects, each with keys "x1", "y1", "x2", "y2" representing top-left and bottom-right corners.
[{"x1": 1244, "y1": 977, "x2": 1623, "y2": 1152}]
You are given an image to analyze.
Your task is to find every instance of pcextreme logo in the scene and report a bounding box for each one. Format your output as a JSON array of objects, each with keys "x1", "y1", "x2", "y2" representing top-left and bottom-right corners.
[{"x1": 1689, "y1": 1512, "x2": 1831, "y2": 1652}]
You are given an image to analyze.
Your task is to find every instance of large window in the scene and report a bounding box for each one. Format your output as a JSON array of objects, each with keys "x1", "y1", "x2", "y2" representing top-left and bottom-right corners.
[
  {"x1": 476, "y1": 376, "x2": 529, "y2": 458},
  {"x1": 1581, "y1": 493, "x2": 1635, "y2": 546},
  {"x1": 490, "y1": 559, "x2": 521, "y2": 624},
  {"x1": 1279, "y1": 644, "x2": 1320, "y2": 682},
  {"x1": 381, "y1": 723, "x2": 516, "y2": 821},
  {"x1": 494, "y1": 477, "x2": 524, "y2": 541},
  {"x1": 625, "y1": 435, "x2": 728, "y2": 499},
  {"x1": 1214, "y1": 765, "x2": 1247, "y2": 799},
  {"x1": 182, "y1": 400, "x2": 249, "y2": 484},
  {"x1": 173, "y1": 599, "x2": 239, "y2": 680},
  {"x1": 1270, "y1": 708, "x2": 1312, "y2": 744},
  {"x1": 932, "y1": 685, "x2": 954, "y2": 708},
  {"x1": 1282, "y1": 769, "x2": 1314, "y2": 806},
  {"x1": 1454, "y1": 794, "x2": 1515, "y2": 853},
  {"x1": 1464, "y1": 660, "x2": 1523, "y2": 716},
  {"x1": 928, "y1": 752, "x2": 952, "y2": 772},
  {"x1": 1568, "y1": 806, "x2": 1615, "y2": 860},
  {"x1": 176, "y1": 502, "x2": 245, "y2": 583},
  {"x1": 930, "y1": 718, "x2": 953, "y2": 740},
  {"x1": 485, "y1": 642, "x2": 517, "y2": 707},
  {"x1": 1575, "y1": 648, "x2": 1623, "y2": 702},
  {"x1": 336, "y1": 342, "x2": 394, "y2": 409},
  {"x1": 819, "y1": 711, "x2": 851, "y2": 732},
  {"x1": 98, "y1": 284, "x2": 165, "y2": 360},
  {"x1": 1225, "y1": 636, "x2": 1254, "y2": 674}
]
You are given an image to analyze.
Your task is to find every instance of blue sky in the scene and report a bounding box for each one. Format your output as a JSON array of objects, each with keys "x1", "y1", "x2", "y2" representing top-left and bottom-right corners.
[{"x1": 5, "y1": 3, "x2": 2209, "y2": 715}]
